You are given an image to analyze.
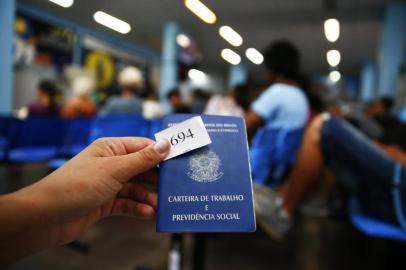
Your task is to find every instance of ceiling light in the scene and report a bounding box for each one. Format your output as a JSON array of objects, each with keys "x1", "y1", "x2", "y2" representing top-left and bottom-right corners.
[
  {"x1": 326, "y1": 50, "x2": 341, "y2": 67},
  {"x1": 177, "y1": 34, "x2": 191, "y2": 48},
  {"x1": 48, "y1": 0, "x2": 74, "y2": 8},
  {"x1": 324, "y1": 18, "x2": 340, "y2": 42},
  {"x1": 219, "y1": 26, "x2": 243, "y2": 47},
  {"x1": 184, "y1": 0, "x2": 216, "y2": 24},
  {"x1": 329, "y1": 70, "x2": 341, "y2": 82},
  {"x1": 188, "y1": 69, "x2": 206, "y2": 82},
  {"x1": 221, "y1": 49, "x2": 241, "y2": 65},
  {"x1": 245, "y1": 48, "x2": 264, "y2": 65},
  {"x1": 93, "y1": 11, "x2": 131, "y2": 34}
]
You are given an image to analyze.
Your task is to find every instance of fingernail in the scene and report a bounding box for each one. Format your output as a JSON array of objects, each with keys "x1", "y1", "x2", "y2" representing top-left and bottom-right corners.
[{"x1": 154, "y1": 139, "x2": 169, "y2": 154}]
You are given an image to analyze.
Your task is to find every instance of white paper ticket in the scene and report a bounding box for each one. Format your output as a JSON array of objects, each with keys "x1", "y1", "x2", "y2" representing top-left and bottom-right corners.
[{"x1": 154, "y1": 116, "x2": 212, "y2": 161}]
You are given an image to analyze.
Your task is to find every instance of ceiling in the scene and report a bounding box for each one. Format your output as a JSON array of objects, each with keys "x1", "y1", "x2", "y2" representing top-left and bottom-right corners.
[{"x1": 19, "y1": 0, "x2": 387, "y2": 78}]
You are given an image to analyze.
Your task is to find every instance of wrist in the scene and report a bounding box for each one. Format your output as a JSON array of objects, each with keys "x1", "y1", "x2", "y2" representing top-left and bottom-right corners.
[
  {"x1": 3, "y1": 182, "x2": 61, "y2": 244},
  {"x1": 0, "y1": 190, "x2": 61, "y2": 264}
]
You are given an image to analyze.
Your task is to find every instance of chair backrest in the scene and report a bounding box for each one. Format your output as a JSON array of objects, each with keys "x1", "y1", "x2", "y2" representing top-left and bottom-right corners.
[
  {"x1": 148, "y1": 118, "x2": 163, "y2": 139},
  {"x1": 9, "y1": 117, "x2": 67, "y2": 148},
  {"x1": 348, "y1": 196, "x2": 406, "y2": 241},
  {"x1": 64, "y1": 118, "x2": 92, "y2": 146},
  {"x1": 250, "y1": 127, "x2": 304, "y2": 187},
  {"x1": 89, "y1": 115, "x2": 151, "y2": 143},
  {"x1": 399, "y1": 106, "x2": 406, "y2": 124},
  {"x1": 0, "y1": 115, "x2": 14, "y2": 160},
  {"x1": 0, "y1": 115, "x2": 13, "y2": 138}
]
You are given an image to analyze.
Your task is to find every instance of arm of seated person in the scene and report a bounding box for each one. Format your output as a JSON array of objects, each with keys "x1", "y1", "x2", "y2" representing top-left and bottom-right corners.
[
  {"x1": 377, "y1": 142, "x2": 406, "y2": 168},
  {"x1": 0, "y1": 137, "x2": 169, "y2": 266},
  {"x1": 245, "y1": 110, "x2": 264, "y2": 140}
]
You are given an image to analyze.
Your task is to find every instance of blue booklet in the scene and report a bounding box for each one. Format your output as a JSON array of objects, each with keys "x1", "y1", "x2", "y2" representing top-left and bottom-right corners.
[{"x1": 157, "y1": 114, "x2": 256, "y2": 232}]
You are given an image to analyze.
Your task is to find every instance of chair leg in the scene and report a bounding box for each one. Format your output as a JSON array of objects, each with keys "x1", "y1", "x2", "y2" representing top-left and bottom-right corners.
[{"x1": 192, "y1": 234, "x2": 206, "y2": 270}]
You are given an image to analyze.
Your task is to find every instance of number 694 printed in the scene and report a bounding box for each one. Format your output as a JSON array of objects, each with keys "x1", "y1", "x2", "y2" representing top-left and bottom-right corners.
[
  {"x1": 155, "y1": 116, "x2": 212, "y2": 160},
  {"x1": 170, "y1": 129, "x2": 194, "y2": 146}
]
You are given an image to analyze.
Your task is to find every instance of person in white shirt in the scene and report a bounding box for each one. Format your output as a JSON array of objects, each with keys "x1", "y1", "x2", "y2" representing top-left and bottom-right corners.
[
  {"x1": 204, "y1": 85, "x2": 247, "y2": 117},
  {"x1": 143, "y1": 93, "x2": 164, "y2": 119}
]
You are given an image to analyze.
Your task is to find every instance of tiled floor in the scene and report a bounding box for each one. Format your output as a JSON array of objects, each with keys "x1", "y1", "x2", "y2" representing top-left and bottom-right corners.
[{"x1": 1, "y1": 163, "x2": 404, "y2": 270}]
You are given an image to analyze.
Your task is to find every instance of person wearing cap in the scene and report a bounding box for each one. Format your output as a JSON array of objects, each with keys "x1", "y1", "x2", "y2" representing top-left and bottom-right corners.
[{"x1": 98, "y1": 66, "x2": 144, "y2": 116}]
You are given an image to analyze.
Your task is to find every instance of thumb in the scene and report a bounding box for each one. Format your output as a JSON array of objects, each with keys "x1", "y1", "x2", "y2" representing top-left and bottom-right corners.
[{"x1": 113, "y1": 139, "x2": 170, "y2": 182}]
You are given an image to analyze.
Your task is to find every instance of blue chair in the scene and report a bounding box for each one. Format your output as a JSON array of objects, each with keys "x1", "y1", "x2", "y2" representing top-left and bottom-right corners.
[
  {"x1": 348, "y1": 163, "x2": 406, "y2": 241},
  {"x1": 349, "y1": 197, "x2": 406, "y2": 241},
  {"x1": 148, "y1": 118, "x2": 163, "y2": 139},
  {"x1": 48, "y1": 158, "x2": 70, "y2": 171},
  {"x1": 8, "y1": 117, "x2": 67, "y2": 163},
  {"x1": 89, "y1": 115, "x2": 150, "y2": 142},
  {"x1": 0, "y1": 115, "x2": 13, "y2": 161},
  {"x1": 250, "y1": 127, "x2": 304, "y2": 187},
  {"x1": 399, "y1": 106, "x2": 406, "y2": 124},
  {"x1": 48, "y1": 115, "x2": 151, "y2": 171},
  {"x1": 48, "y1": 118, "x2": 91, "y2": 171},
  {"x1": 59, "y1": 118, "x2": 92, "y2": 157}
]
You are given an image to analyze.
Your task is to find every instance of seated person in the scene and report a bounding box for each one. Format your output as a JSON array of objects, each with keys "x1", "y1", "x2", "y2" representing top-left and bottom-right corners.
[
  {"x1": 99, "y1": 66, "x2": 144, "y2": 116},
  {"x1": 365, "y1": 97, "x2": 406, "y2": 150},
  {"x1": 167, "y1": 88, "x2": 190, "y2": 113},
  {"x1": 61, "y1": 76, "x2": 96, "y2": 118},
  {"x1": 245, "y1": 40, "x2": 309, "y2": 138},
  {"x1": 142, "y1": 93, "x2": 164, "y2": 119},
  {"x1": 189, "y1": 89, "x2": 210, "y2": 114},
  {"x1": 254, "y1": 113, "x2": 406, "y2": 239},
  {"x1": 245, "y1": 40, "x2": 309, "y2": 185},
  {"x1": 204, "y1": 84, "x2": 246, "y2": 117},
  {"x1": 27, "y1": 80, "x2": 60, "y2": 117}
]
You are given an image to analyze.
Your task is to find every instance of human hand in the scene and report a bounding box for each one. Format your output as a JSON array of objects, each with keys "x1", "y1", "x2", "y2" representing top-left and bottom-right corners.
[
  {"x1": 379, "y1": 143, "x2": 406, "y2": 167},
  {"x1": 14, "y1": 137, "x2": 170, "y2": 247}
]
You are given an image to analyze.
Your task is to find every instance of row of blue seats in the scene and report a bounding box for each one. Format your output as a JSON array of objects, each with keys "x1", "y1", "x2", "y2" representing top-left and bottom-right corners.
[
  {"x1": 1, "y1": 115, "x2": 405, "y2": 242},
  {"x1": 0, "y1": 115, "x2": 162, "y2": 163}
]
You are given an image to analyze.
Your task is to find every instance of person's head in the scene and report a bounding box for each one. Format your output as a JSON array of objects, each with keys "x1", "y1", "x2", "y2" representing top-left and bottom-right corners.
[
  {"x1": 192, "y1": 89, "x2": 210, "y2": 101},
  {"x1": 147, "y1": 93, "x2": 159, "y2": 101},
  {"x1": 231, "y1": 84, "x2": 250, "y2": 111},
  {"x1": 72, "y1": 76, "x2": 95, "y2": 98},
  {"x1": 379, "y1": 97, "x2": 394, "y2": 114},
  {"x1": 37, "y1": 80, "x2": 59, "y2": 108},
  {"x1": 263, "y1": 40, "x2": 301, "y2": 83},
  {"x1": 167, "y1": 88, "x2": 183, "y2": 107},
  {"x1": 118, "y1": 66, "x2": 144, "y2": 96}
]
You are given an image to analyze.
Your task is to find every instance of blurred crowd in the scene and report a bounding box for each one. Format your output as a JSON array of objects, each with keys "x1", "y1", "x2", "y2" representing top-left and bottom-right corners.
[
  {"x1": 20, "y1": 39, "x2": 406, "y2": 240},
  {"x1": 24, "y1": 65, "x2": 255, "y2": 121}
]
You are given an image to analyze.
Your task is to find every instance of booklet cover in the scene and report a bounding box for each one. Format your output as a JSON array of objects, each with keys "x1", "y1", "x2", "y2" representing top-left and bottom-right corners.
[{"x1": 156, "y1": 114, "x2": 256, "y2": 233}]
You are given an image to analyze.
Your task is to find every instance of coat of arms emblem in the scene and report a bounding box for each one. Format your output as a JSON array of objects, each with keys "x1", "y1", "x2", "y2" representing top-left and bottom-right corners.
[{"x1": 187, "y1": 148, "x2": 224, "y2": 183}]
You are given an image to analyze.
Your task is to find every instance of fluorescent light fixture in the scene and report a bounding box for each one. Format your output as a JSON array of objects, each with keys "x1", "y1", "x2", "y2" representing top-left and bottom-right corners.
[
  {"x1": 326, "y1": 50, "x2": 341, "y2": 67},
  {"x1": 177, "y1": 34, "x2": 191, "y2": 48},
  {"x1": 221, "y1": 49, "x2": 241, "y2": 65},
  {"x1": 93, "y1": 11, "x2": 131, "y2": 34},
  {"x1": 329, "y1": 70, "x2": 341, "y2": 82},
  {"x1": 188, "y1": 69, "x2": 206, "y2": 82},
  {"x1": 245, "y1": 48, "x2": 264, "y2": 65},
  {"x1": 48, "y1": 0, "x2": 74, "y2": 8},
  {"x1": 219, "y1": 26, "x2": 243, "y2": 47},
  {"x1": 324, "y1": 18, "x2": 340, "y2": 42},
  {"x1": 184, "y1": 0, "x2": 216, "y2": 24}
]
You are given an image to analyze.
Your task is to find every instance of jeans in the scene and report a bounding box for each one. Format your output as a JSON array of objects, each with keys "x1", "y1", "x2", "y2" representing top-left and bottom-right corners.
[{"x1": 321, "y1": 115, "x2": 406, "y2": 224}]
